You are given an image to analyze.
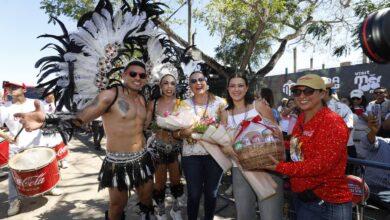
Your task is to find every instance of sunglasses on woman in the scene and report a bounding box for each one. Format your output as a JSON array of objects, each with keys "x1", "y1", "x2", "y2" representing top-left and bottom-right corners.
[
  {"x1": 127, "y1": 71, "x2": 147, "y2": 79},
  {"x1": 190, "y1": 77, "x2": 206, "y2": 84},
  {"x1": 161, "y1": 81, "x2": 176, "y2": 86},
  {"x1": 291, "y1": 87, "x2": 318, "y2": 97},
  {"x1": 351, "y1": 97, "x2": 361, "y2": 100}
]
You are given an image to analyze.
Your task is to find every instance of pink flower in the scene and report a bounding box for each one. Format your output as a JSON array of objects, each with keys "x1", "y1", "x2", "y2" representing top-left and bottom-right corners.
[{"x1": 163, "y1": 111, "x2": 171, "y2": 117}]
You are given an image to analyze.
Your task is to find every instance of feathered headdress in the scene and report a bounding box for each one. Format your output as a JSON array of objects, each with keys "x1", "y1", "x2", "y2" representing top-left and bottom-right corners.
[{"x1": 36, "y1": 0, "x2": 168, "y2": 111}]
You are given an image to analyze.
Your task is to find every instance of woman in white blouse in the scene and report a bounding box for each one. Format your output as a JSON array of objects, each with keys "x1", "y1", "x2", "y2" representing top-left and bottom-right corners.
[
  {"x1": 174, "y1": 70, "x2": 226, "y2": 220},
  {"x1": 220, "y1": 75, "x2": 284, "y2": 220}
]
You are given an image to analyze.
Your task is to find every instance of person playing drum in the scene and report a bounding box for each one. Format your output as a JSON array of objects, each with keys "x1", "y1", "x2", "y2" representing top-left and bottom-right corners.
[
  {"x1": 0, "y1": 81, "x2": 61, "y2": 217},
  {"x1": 145, "y1": 71, "x2": 184, "y2": 220},
  {"x1": 15, "y1": 61, "x2": 156, "y2": 220},
  {"x1": 40, "y1": 92, "x2": 70, "y2": 168}
]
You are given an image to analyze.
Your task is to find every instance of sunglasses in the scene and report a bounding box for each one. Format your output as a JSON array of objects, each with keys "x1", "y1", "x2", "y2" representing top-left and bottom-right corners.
[
  {"x1": 374, "y1": 91, "x2": 385, "y2": 94},
  {"x1": 291, "y1": 87, "x2": 317, "y2": 97},
  {"x1": 190, "y1": 77, "x2": 206, "y2": 84},
  {"x1": 161, "y1": 81, "x2": 176, "y2": 86},
  {"x1": 127, "y1": 71, "x2": 147, "y2": 79},
  {"x1": 351, "y1": 97, "x2": 361, "y2": 100}
]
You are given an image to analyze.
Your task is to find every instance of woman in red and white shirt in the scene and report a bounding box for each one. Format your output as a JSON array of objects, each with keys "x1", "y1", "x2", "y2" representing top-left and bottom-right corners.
[{"x1": 266, "y1": 74, "x2": 352, "y2": 220}]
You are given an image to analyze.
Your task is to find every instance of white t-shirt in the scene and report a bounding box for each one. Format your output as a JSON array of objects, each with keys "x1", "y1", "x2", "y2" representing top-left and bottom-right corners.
[
  {"x1": 327, "y1": 98, "x2": 354, "y2": 146},
  {"x1": 181, "y1": 96, "x2": 226, "y2": 157},
  {"x1": 39, "y1": 101, "x2": 63, "y2": 147},
  {"x1": 41, "y1": 100, "x2": 56, "y2": 114},
  {"x1": 0, "y1": 99, "x2": 43, "y2": 155}
]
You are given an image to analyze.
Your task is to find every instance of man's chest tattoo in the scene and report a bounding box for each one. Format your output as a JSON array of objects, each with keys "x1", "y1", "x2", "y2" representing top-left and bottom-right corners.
[{"x1": 118, "y1": 99, "x2": 130, "y2": 114}]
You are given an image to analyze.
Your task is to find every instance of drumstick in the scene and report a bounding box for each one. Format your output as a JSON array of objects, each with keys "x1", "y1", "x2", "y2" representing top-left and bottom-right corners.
[{"x1": 13, "y1": 127, "x2": 24, "y2": 142}]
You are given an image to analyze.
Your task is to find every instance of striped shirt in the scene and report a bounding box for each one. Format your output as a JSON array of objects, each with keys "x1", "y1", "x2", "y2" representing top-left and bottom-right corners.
[{"x1": 359, "y1": 136, "x2": 390, "y2": 189}]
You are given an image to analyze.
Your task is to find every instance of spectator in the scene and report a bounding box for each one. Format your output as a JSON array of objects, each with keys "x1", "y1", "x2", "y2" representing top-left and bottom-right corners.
[
  {"x1": 340, "y1": 97, "x2": 350, "y2": 106},
  {"x1": 260, "y1": 88, "x2": 281, "y2": 124},
  {"x1": 349, "y1": 89, "x2": 368, "y2": 116},
  {"x1": 91, "y1": 117, "x2": 105, "y2": 150},
  {"x1": 280, "y1": 98, "x2": 300, "y2": 161},
  {"x1": 366, "y1": 87, "x2": 390, "y2": 138},
  {"x1": 277, "y1": 97, "x2": 289, "y2": 113},
  {"x1": 354, "y1": 115, "x2": 390, "y2": 207}
]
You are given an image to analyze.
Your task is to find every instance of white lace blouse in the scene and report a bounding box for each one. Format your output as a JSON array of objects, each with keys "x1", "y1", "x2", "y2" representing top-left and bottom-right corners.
[{"x1": 181, "y1": 96, "x2": 227, "y2": 157}]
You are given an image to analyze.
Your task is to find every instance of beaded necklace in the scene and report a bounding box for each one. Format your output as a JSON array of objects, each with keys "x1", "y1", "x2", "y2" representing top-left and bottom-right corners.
[{"x1": 191, "y1": 94, "x2": 210, "y2": 119}]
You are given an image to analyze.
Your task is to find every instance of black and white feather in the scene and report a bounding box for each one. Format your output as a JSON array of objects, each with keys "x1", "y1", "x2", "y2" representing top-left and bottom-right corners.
[{"x1": 36, "y1": 0, "x2": 167, "y2": 111}]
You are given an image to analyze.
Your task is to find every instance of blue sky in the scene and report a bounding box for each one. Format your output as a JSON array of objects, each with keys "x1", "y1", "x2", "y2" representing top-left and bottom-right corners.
[{"x1": 0, "y1": 0, "x2": 362, "y2": 87}]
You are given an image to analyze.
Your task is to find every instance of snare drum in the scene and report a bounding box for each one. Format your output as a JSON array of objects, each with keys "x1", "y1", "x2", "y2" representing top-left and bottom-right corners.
[
  {"x1": 0, "y1": 138, "x2": 9, "y2": 168},
  {"x1": 9, "y1": 147, "x2": 60, "y2": 197},
  {"x1": 53, "y1": 142, "x2": 68, "y2": 161}
]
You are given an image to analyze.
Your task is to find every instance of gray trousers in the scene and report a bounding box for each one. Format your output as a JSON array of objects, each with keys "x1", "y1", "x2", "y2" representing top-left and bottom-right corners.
[
  {"x1": 232, "y1": 167, "x2": 284, "y2": 220},
  {"x1": 8, "y1": 171, "x2": 18, "y2": 202}
]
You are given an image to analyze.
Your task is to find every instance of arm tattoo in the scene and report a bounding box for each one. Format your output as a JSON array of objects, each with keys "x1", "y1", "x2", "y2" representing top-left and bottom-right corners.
[{"x1": 118, "y1": 98, "x2": 130, "y2": 114}]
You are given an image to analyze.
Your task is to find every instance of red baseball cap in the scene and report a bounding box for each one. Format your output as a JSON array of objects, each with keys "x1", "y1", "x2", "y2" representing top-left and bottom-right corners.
[{"x1": 3, "y1": 81, "x2": 26, "y2": 89}]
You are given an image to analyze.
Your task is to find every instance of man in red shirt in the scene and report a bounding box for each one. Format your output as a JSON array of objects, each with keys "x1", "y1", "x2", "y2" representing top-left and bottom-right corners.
[{"x1": 266, "y1": 74, "x2": 352, "y2": 220}]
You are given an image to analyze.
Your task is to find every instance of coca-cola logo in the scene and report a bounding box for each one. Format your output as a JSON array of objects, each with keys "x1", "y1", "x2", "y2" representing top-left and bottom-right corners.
[
  {"x1": 14, "y1": 172, "x2": 46, "y2": 188},
  {"x1": 57, "y1": 145, "x2": 67, "y2": 157}
]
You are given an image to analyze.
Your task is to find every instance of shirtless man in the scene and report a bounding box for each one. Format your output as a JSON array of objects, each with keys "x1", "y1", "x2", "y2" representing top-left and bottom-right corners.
[{"x1": 15, "y1": 61, "x2": 155, "y2": 220}]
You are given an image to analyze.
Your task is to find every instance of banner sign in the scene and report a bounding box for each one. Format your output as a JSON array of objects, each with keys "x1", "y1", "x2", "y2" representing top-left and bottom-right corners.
[{"x1": 262, "y1": 63, "x2": 390, "y2": 102}]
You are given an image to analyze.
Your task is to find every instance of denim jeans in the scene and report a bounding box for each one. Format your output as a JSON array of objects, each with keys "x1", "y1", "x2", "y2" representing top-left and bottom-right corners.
[
  {"x1": 293, "y1": 195, "x2": 352, "y2": 220},
  {"x1": 8, "y1": 171, "x2": 19, "y2": 203},
  {"x1": 182, "y1": 155, "x2": 223, "y2": 220},
  {"x1": 232, "y1": 167, "x2": 284, "y2": 220}
]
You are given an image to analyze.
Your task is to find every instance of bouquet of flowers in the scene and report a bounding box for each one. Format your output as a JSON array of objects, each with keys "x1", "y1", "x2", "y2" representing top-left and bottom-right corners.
[
  {"x1": 156, "y1": 109, "x2": 199, "y2": 131},
  {"x1": 192, "y1": 117, "x2": 218, "y2": 134},
  {"x1": 192, "y1": 124, "x2": 232, "y2": 148}
]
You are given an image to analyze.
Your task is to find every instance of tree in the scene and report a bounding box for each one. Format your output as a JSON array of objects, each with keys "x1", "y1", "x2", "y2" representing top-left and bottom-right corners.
[{"x1": 39, "y1": 0, "x2": 388, "y2": 79}]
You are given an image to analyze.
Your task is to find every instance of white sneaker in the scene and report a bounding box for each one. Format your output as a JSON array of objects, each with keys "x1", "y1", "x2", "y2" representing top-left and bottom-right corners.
[
  {"x1": 155, "y1": 213, "x2": 167, "y2": 220},
  {"x1": 7, "y1": 199, "x2": 21, "y2": 216},
  {"x1": 60, "y1": 160, "x2": 69, "y2": 169},
  {"x1": 225, "y1": 185, "x2": 233, "y2": 195},
  {"x1": 170, "y1": 208, "x2": 183, "y2": 220},
  {"x1": 46, "y1": 187, "x2": 62, "y2": 196}
]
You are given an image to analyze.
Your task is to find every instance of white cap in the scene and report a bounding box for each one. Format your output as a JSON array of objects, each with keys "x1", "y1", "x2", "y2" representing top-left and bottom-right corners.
[
  {"x1": 350, "y1": 89, "x2": 364, "y2": 98},
  {"x1": 321, "y1": 77, "x2": 334, "y2": 88}
]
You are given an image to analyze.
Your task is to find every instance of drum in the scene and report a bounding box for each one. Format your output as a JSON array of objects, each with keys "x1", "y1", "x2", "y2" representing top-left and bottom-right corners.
[
  {"x1": 347, "y1": 175, "x2": 370, "y2": 205},
  {"x1": 0, "y1": 138, "x2": 9, "y2": 168},
  {"x1": 53, "y1": 142, "x2": 68, "y2": 161},
  {"x1": 9, "y1": 147, "x2": 60, "y2": 197}
]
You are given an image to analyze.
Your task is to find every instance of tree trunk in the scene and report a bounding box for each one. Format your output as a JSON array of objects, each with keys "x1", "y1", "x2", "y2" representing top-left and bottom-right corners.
[
  {"x1": 156, "y1": 18, "x2": 229, "y2": 78},
  {"x1": 255, "y1": 39, "x2": 288, "y2": 77},
  {"x1": 239, "y1": 16, "x2": 268, "y2": 72}
]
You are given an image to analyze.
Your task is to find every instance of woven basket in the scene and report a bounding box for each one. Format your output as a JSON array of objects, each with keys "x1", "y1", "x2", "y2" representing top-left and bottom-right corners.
[{"x1": 236, "y1": 142, "x2": 284, "y2": 170}]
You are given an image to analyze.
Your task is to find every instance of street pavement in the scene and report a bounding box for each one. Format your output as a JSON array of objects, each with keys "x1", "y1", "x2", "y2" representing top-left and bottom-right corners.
[
  {"x1": 0, "y1": 133, "x2": 235, "y2": 220},
  {"x1": 0, "y1": 133, "x2": 389, "y2": 219}
]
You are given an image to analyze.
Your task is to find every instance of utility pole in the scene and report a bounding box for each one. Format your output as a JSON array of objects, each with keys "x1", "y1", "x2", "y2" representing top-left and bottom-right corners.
[
  {"x1": 293, "y1": 48, "x2": 297, "y2": 73},
  {"x1": 188, "y1": 0, "x2": 192, "y2": 45}
]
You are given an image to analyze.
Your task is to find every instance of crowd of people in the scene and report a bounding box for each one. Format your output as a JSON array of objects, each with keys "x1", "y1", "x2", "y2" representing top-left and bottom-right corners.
[{"x1": 0, "y1": 65, "x2": 389, "y2": 220}]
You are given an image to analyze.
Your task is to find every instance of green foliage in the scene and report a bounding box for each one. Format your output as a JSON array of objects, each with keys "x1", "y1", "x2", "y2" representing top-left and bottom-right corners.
[
  {"x1": 195, "y1": 0, "x2": 315, "y2": 71},
  {"x1": 40, "y1": 0, "x2": 97, "y2": 21}
]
